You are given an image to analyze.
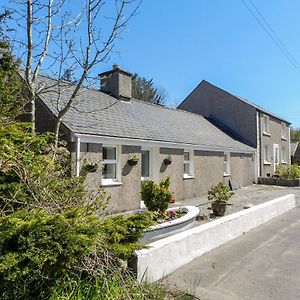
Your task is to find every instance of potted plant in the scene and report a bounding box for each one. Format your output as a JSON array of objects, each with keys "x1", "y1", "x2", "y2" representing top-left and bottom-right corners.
[
  {"x1": 128, "y1": 154, "x2": 139, "y2": 166},
  {"x1": 82, "y1": 159, "x2": 99, "y2": 173},
  {"x1": 208, "y1": 182, "x2": 234, "y2": 216},
  {"x1": 164, "y1": 155, "x2": 172, "y2": 165}
]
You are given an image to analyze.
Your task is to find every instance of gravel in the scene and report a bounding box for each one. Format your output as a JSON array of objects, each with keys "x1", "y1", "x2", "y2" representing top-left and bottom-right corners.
[{"x1": 172, "y1": 184, "x2": 300, "y2": 226}]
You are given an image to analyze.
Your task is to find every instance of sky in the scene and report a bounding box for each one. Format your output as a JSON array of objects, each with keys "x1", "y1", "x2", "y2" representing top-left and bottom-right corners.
[
  {"x1": 3, "y1": 0, "x2": 300, "y2": 128},
  {"x1": 105, "y1": 0, "x2": 300, "y2": 128}
]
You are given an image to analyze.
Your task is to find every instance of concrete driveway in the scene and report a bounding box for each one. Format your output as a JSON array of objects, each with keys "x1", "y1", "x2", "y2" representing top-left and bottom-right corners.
[{"x1": 164, "y1": 206, "x2": 300, "y2": 300}]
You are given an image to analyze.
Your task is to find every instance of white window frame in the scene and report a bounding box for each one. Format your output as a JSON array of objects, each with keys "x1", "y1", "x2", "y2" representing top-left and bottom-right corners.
[
  {"x1": 141, "y1": 148, "x2": 151, "y2": 181},
  {"x1": 223, "y1": 152, "x2": 231, "y2": 176},
  {"x1": 281, "y1": 122, "x2": 287, "y2": 140},
  {"x1": 263, "y1": 144, "x2": 271, "y2": 164},
  {"x1": 101, "y1": 145, "x2": 121, "y2": 186},
  {"x1": 263, "y1": 115, "x2": 270, "y2": 136},
  {"x1": 281, "y1": 146, "x2": 287, "y2": 163},
  {"x1": 183, "y1": 150, "x2": 194, "y2": 179}
]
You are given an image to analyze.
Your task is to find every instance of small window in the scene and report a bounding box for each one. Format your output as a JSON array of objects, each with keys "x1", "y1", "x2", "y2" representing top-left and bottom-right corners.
[
  {"x1": 281, "y1": 123, "x2": 287, "y2": 139},
  {"x1": 224, "y1": 152, "x2": 230, "y2": 175},
  {"x1": 141, "y1": 150, "x2": 150, "y2": 180},
  {"x1": 183, "y1": 150, "x2": 194, "y2": 178},
  {"x1": 263, "y1": 116, "x2": 270, "y2": 134},
  {"x1": 102, "y1": 146, "x2": 120, "y2": 185},
  {"x1": 264, "y1": 144, "x2": 270, "y2": 163}
]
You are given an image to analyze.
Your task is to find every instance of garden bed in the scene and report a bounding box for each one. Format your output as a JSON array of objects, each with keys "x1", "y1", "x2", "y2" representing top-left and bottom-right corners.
[
  {"x1": 258, "y1": 177, "x2": 300, "y2": 187},
  {"x1": 141, "y1": 206, "x2": 199, "y2": 243}
]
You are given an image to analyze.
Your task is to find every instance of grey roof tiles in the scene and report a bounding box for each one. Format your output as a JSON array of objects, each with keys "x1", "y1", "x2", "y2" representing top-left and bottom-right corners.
[{"x1": 36, "y1": 75, "x2": 255, "y2": 152}]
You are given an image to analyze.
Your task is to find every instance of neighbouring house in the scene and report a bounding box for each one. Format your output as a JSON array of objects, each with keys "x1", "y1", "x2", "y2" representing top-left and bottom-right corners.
[
  {"x1": 34, "y1": 66, "x2": 256, "y2": 213},
  {"x1": 178, "y1": 80, "x2": 291, "y2": 178},
  {"x1": 291, "y1": 142, "x2": 300, "y2": 165}
]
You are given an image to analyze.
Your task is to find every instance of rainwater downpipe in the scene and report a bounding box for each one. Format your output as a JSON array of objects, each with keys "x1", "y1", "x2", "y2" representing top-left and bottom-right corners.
[{"x1": 76, "y1": 136, "x2": 81, "y2": 177}]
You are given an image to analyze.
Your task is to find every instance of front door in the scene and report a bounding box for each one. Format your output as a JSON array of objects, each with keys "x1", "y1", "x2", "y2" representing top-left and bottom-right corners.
[{"x1": 273, "y1": 144, "x2": 279, "y2": 172}]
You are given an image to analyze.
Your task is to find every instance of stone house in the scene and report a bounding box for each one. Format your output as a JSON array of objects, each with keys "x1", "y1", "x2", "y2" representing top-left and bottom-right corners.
[
  {"x1": 34, "y1": 66, "x2": 256, "y2": 213},
  {"x1": 291, "y1": 142, "x2": 300, "y2": 165},
  {"x1": 178, "y1": 80, "x2": 291, "y2": 178}
]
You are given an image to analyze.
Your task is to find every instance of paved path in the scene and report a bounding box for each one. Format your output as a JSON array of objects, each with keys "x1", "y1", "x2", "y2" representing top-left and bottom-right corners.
[{"x1": 164, "y1": 206, "x2": 300, "y2": 300}]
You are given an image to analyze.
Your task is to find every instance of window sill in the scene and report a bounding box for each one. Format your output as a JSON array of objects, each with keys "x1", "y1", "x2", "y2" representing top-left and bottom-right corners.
[
  {"x1": 263, "y1": 161, "x2": 271, "y2": 165},
  {"x1": 281, "y1": 137, "x2": 287, "y2": 141},
  {"x1": 281, "y1": 161, "x2": 287, "y2": 164},
  {"x1": 101, "y1": 180, "x2": 122, "y2": 187},
  {"x1": 263, "y1": 131, "x2": 271, "y2": 137},
  {"x1": 223, "y1": 173, "x2": 231, "y2": 177},
  {"x1": 141, "y1": 177, "x2": 150, "y2": 182},
  {"x1": 183, "y1": 175, "x2": 194, "y2": 180}
]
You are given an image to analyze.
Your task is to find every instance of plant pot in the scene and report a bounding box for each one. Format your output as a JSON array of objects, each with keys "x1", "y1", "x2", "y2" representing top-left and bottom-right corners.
[
  {"x1": 128, "y1": 159, "x2": 138, "y2": 166},
  {"x1": 164, "y1": 159, "x2": 172, "y2": 165},
  {"x1": 83, "y1": 164, "x2": 98, "y2": 173},
  {"x1": 211, "y1": 201, "x2": 227, "y2": 216}
]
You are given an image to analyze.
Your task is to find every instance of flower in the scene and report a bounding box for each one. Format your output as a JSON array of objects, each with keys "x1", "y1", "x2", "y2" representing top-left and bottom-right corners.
[{"x1": 168, "y1": 209, "x2": 177, "y2": 216}]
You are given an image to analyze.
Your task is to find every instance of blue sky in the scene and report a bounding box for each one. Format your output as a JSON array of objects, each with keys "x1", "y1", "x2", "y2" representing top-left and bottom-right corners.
[
  {"x1": 106, "y1": 0, "x2": 300, "y2": 128},
  {"x1": 3, "y1": 0, "x2": 300, "y2": 127}
]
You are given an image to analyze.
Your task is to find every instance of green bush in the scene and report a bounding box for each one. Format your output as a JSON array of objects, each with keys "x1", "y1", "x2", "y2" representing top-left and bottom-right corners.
[
  {"x1": 276, "y1": 164, "x2": 300, "y2": 180},
  {"x1": 141, "y1": 177, "x2": 172, "y2": 212},
  {"x1": 0, "y1": 208, "x2": 104, "y2": 299},
  {"x1": 101, "y1": 212, "x2": 154, "y2": 260},
  {"x1": 208, "y1": 182, "x2": 234, "y2": 203}
]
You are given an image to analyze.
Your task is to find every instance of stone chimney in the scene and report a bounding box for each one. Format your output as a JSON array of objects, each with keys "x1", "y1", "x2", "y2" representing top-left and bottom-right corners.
[{"x1": 99, "y1": 64, "x2": 132, "y2": 100}]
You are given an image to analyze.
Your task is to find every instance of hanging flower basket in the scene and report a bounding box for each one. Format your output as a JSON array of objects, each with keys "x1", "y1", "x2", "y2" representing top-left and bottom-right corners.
[
  {"x1": 128, "y1": 154, "x2": 139, "y2": 166},
  {"x1": 164, "y1": 155, "x2": 172, "y2": 165},
  {"x1": 82, "y1": 161, "x2": 99, "y2": 173}
]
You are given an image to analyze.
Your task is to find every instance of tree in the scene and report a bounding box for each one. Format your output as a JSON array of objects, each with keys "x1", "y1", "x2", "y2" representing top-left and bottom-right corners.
[
  {"x1": 5, "y1": 0, "x2": 141, "y2": 146},
  {"x1": 0, "y1": 42, "x2": 24, "y2": 122},
  {"x1": 132, "y1": 73, "x2": 168, "y2": 104},
  {"x1": 291, "y1": 127, "x2": 300, "y2": 142}
]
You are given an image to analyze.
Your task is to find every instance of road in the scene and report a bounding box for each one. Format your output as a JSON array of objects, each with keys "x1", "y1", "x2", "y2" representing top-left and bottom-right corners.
[{"x1": 164, "y1": 206, "x2": 300, "y2": 300}]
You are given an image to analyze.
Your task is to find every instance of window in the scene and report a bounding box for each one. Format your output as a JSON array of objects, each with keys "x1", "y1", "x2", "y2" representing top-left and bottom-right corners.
[
  {"x1": 281, "y1": 123, "x2": 287, "y2": 140},
  {"x1": 264, "y1": 144, "x2": 270, "y2": 163},
  {"x1": 141, "y1": 149, "x2": 150, "y2": 180},
  {"x1": 102, "y1": 146, "x2": 120, "y2": 185},
  {"x1": 281, "y1": 146, "x2": 287, "y2": 163},
  {"x1": 183, "y1": 150, "x2": 194, "y2": 178},
  {"x1": 224, "y1": 152, "x2": 230, "y2": 176},
  {"x1": 263, "y1": 115, "x2": 270, "y2": 135}
]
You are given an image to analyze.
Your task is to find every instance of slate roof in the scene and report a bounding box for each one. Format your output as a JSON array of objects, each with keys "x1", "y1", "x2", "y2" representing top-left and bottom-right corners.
[
  {"x1": 35, "y1": 75, "x2": 255, "y2": 152},
  {"x1": 185, "y1": 80, "x2": 290, "y2": 124}
]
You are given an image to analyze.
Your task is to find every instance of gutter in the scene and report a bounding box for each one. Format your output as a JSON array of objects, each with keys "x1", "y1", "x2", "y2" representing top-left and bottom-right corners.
[{"x1": 72, "y1": 133, "x2": 256, "y2": 155}]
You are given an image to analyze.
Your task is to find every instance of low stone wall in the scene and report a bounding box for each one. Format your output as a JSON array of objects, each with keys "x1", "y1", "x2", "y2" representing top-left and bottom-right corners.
[
  {"x1": 258, "y1": 177, "x2": 300, "y2": 187},
  {"x1": 130, "y1": 194, "x2": 296, "y2": 283}
]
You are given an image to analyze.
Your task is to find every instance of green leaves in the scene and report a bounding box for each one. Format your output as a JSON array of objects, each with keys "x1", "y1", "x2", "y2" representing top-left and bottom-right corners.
[
  {"x1": 141, "y1": 177, "x2": 172, "y2": 212},
  {"x1": 208, "y1": 182, "x2": 234, "y2": 203}
]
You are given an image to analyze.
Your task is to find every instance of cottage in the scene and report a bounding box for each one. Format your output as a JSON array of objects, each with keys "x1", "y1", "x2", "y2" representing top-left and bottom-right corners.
[
  {"x1": 291, "y1": 142, "x2": 300, "y2": 165},
  {"x1": 178, "y1": 80, "x2": 291, "y2": 178},
  {"x1": 35, "y1": 66, "x2": 256, "y2": 213}
]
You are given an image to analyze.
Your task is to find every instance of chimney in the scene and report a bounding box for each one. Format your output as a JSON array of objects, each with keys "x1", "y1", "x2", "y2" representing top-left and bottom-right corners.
[{"x1": 99, "y1": 64, "x2": 132, "y2": 100}]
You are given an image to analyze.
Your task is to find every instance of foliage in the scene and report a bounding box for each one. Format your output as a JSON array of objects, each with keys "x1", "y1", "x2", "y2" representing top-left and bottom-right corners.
[
  {"x1": 132, "y1": 73, "x2": 168, "y2": 104},
  {"x1": 0, "y1": 208, "x2": 105, "y2": 300},
  {"x1": 49, "y1": 272, "x2": 171, "y2": 300},
  {"x1": 101, "y1": 212, "x2": 154, "y2": 260},
  {"x1": 141, "y1": 177, "x2": 172, "y2": 212},
  {"x1": 275, "y1": 164, "x2": 300, "y2": 180},
  {"x1": 291, "y1": 127, "x2": 300, "y2": 142},
  {"x1": 0, "y1": 122, "x2": 108, "y2": 214},
  {"x1": 208, "y1": 182, "x2": 234, "y2": 203},
  {"x1": 0, "y1": 42, "x2": 24, "y2": 122}
]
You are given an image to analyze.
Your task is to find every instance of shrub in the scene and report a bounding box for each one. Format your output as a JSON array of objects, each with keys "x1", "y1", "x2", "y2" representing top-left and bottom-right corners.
[
  {"x1": 0, "y1": 208, "x2": 104, "y2": 299},
  {"x1": 275, "y1": 164, "x2": 300, "y2": 180},
  {"x1": 208, "y1": 182, "x2": 234, "y2": 203},
  {"x1": 101, "y1": 212, "x2": 154, "y2": 260},
  {"x1": 141, "y1": 177, "x2": 172, "y2": 212}
]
